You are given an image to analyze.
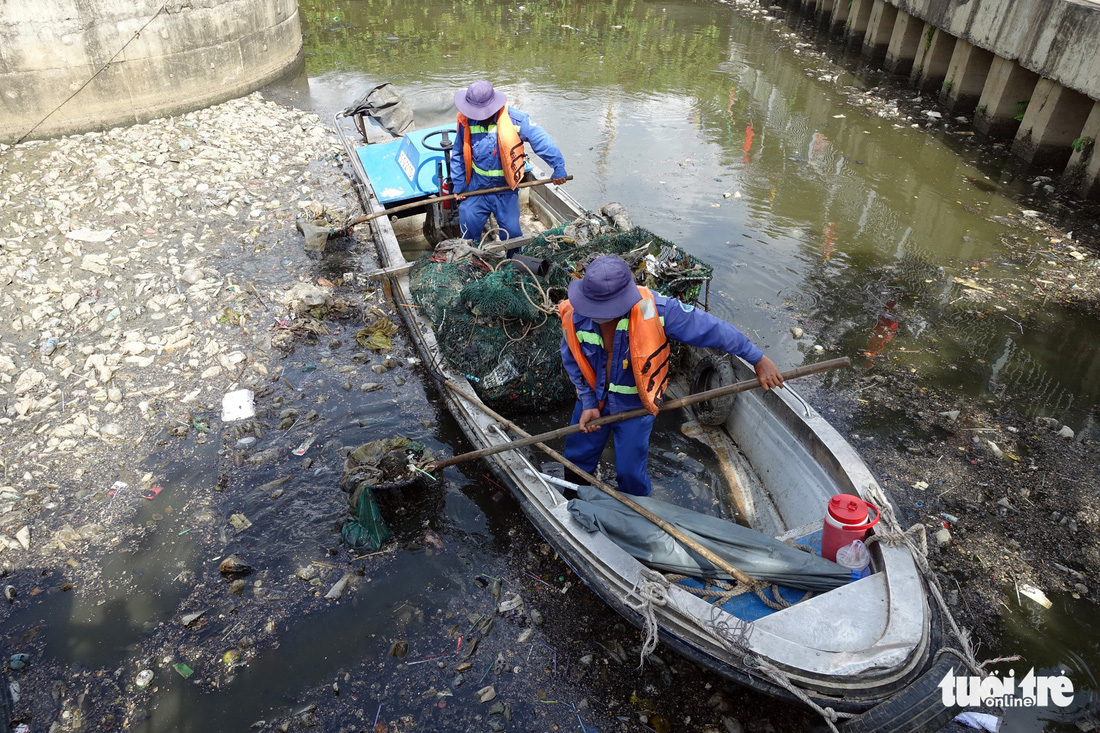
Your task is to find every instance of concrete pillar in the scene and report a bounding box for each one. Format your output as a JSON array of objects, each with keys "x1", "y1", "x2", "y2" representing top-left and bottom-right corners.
[
  {"x1": 973, "y1": 57, "x2": 1039, "y2": 139},
  {"x1": 884, "y1": 10, "x2": 925, "y2": 76},
  {"x1": 863, "y1": 0, "x2": 899, "y2": 60},
  {"x1": 911, "y1": 26, "x2": 956, "y2": 94},
  {"x1": 1012, "y1": 78, "x2": 1095, "y2": 168},
  {"x1": 815, "y1": 0, "x2": 835, "y2": 24},
  {"x1": 801, "y1": 0, "x2": 819, "y2": 16},
  {"x1": 845, "y1": 0, "x2": 875, "y2": 45},
  {"x1": 941, "y1": 40, "x2": 995, "y2": 115},
  {"x1": 828, "y1": 0, "x2": 851, "y2": 35},
  {"x1": 909, "y1": 23, "x2": 934, "y2": 86},
  {"x1": 1062, "y1": 102, "x2": 1100, "y2": 199}
]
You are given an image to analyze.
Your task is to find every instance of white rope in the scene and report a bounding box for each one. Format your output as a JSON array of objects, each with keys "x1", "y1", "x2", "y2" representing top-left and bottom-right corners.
[
  {"x1": 626, "y1": 568, "x2": 670, "y2": 672},
  {"x1": 861, "y1": 481, "x2": 991, "y2": 677},
  {"x1": 690, "y1": 482, "x2": 1005, "y2": 733},
  {"x1": 479, "y1": 226, "x2": 510, "y2": 247},
  {"x1": 743, "y1": 655, "x2": 856, "y2": 733},
  {"x1": 489, "y1": 253, "x2": 558, "y2": 316}
]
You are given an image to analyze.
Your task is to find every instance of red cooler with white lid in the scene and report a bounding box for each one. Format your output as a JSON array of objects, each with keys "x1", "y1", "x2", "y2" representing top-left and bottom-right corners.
[{"x1": 822, "y1": 493, "x2": 879, "y2": 563}]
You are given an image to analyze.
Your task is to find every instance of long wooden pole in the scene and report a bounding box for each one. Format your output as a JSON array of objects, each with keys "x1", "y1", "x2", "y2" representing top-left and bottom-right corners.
[
  {"x1": 441, "y1": 379, "x2": 758, "y2": 586},
  {"x1": 348, "y1": 175, "x2": 573, "y2": 227},
  {"x1": 429, "y1": 357, "x2": 849, "y2": 472}
]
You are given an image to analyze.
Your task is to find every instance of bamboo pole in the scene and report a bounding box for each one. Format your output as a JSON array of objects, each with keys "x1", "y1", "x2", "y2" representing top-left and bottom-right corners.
[
  {"x1": 429, "y1": 357, "x2": 849, "y2": 472},
  {"x1": 347, "y1": 176, "x2": 573, "y2": 227},
  {"x1": 441, "y1": 379, "x2": 759, "y2": 587}
]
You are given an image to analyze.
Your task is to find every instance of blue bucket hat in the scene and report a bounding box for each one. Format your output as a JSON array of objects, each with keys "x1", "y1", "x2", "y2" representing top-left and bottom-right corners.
[
  {"x1": 455, "y1": 80, "x2": 507, "y2": 119},
  {"x1": 568, "y1": 256, "x2": 642, "y2": 320}
]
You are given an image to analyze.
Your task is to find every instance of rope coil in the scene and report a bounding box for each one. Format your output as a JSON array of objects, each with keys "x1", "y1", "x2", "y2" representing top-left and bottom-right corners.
[{"x1": 626, "y1": 568, "x2": 671, "y2": 672}]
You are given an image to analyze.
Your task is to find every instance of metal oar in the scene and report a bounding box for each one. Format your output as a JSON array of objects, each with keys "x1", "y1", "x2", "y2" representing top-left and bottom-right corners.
[{"x1": 429, "y1": 357, "x2": 850, "y2": 472}]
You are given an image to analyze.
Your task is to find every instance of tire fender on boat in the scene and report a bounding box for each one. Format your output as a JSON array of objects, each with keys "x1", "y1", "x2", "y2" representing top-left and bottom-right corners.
[
  {"x1": 834, "y1": 655, "x2": 963, "y2": 733},
  {"x1": 690, "y1": 352, "x2": 737, "y2": 426}
]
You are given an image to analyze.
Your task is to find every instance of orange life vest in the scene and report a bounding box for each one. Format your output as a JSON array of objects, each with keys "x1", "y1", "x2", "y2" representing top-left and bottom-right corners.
[
  {"x1": 458, "y1": 105, "x2": 525, "y2": 190},
  {"x1": 559, "y1": 287, "x2": 671, "y2": 416}
]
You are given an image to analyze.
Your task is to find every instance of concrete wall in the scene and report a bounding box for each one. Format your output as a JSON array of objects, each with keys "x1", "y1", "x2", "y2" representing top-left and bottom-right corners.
[
  {"x1": 775, "y1": 0, "x2": 1100, "y2": 197},
  {"x1": 0, "y1": 0, "x2": 302, "y2": 143},
  {"x1": 889, "y1": 0, "x2": 1100, "y2": 102}
]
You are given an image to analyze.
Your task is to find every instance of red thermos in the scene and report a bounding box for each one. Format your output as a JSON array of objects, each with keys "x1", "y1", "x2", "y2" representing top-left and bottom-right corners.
[{"x1": 822, "y1": 494, "x2": 880, "y2": 562}]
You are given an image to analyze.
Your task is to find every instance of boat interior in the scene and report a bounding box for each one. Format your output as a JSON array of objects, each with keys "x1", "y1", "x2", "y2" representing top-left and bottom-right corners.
[{"x1": 342, "y1": 113, "x2": 883, "y2": 626}]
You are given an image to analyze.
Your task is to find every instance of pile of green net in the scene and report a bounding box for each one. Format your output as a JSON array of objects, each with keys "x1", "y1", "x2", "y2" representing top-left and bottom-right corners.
[
  {"x1": 408, "y1": 223, "x2": 713, "y2": 414},
  {"x1": 340, "y1": 437, "x2": 435, "y2": 551}
]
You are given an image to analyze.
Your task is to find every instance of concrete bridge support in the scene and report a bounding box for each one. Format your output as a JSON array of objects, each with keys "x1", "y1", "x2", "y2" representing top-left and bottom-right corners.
[
  {"x1": 884, "y1": 10, "x2": 925, "y2": 75},
  {"x1": 828, "y1": 0, "x2": 851, "y2": 35},
  {"x1": 845, "y1": 0, "x2": 876, "y2": 46},
  {"x1": 973, "y1": 58, "x2": 1039, "y2": 139},
  {"x1": 768, "y1": 0, "x2": 1100, "y2": 197},
  {"x1": 911, "y1": 27, "x2": 956, "y2": 95},
  {"x1": 941, "y1": 40, "x2": 995, "y2": 115},
  {"x1": 1012, "y1": 79, "x2": 1095, "y2": 169},
  {"x1": 863, "y1": 0, "x2": 899, "y2": 61},
  {"x1": 1064, "y1": 103, "x2": 1100, "y2": 198},
  {"x1": 0, "y1": 0, "x2": 302, "y2": 143}
]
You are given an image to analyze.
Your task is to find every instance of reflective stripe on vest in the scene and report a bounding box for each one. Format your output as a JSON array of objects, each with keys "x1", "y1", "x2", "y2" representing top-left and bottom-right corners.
[
  {"x1": 558, "y1": 299, "x2": 600, "y2": 407},
  {"x1": 468, "y1": 123, "x2": 505, "y2": 176},
  {"x1": 458, "y1": 106, "x2": 525, "y2": 189},
  {"x1": 559, "y1": 286, "x2": 669, "y2": 415},
  {"x1": 473, "y1": 163, "x2": 505, "y2": 177},
  {"x1": 575, "y1": 331, "x2": 603, "y2": 346}
]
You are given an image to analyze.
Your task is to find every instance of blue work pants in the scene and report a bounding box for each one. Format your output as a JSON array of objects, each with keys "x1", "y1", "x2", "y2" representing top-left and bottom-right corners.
[
  {"x1": 458, "y1": 191, "x2": 522, "y2": 246},
  {"x1": 563, "y1": 401, "x2": 656, "y2": 496}
]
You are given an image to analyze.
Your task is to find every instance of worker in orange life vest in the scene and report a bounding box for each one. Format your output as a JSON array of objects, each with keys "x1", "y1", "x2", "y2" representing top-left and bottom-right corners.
[
  {"x1": 560, "y1": 256, "x2": 784, "y2": 496},
  {"x1": 451, "y1": 81, "x2": 568, "y2": 255}
]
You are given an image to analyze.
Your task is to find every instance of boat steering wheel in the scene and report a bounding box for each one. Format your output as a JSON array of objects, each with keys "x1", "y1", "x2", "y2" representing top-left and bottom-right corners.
[{"x1": 421, "y1": 129, "x2": 455, "y2": 152}]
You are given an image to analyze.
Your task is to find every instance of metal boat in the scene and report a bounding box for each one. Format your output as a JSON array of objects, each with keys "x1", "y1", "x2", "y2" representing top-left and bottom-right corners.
[{"x1": 333, "y1": 97, "x2": 958, "y2": 732}]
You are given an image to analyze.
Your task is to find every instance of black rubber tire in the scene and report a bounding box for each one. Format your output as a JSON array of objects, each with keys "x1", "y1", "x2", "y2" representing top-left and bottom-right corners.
[
  {"x1": 839, "y1": 656, "x2": 962, "y2": 733},
  {"x1": 690, "y1": 353, "x2": 737, "y2": 426}
]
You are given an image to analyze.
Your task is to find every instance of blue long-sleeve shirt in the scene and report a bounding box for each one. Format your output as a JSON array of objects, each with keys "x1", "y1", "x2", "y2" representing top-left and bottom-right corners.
[
  {"x1": 561, "y1": 293, "x2": 764, "y2": 414},
  {"x1": 450, "y1": 107, "x2": 567, "y2": 195}
]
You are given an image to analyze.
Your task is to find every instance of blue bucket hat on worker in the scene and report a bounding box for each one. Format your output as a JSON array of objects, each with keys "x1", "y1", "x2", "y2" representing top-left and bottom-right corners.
[
  {"x1": 568, "y1": 256, "x2": 642, "y2": 320},
  {"x1": 455, "y1": 80, "x2": 507, "y2": 119}
]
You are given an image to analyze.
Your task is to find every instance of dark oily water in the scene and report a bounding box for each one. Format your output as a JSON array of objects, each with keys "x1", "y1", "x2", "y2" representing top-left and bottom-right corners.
[{"x1": 293, "y1": 0, "x2": 1100, "y2": 730}]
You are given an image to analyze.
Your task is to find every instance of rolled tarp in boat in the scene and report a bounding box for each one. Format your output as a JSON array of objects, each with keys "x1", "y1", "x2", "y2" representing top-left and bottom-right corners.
[{"x1": 567, "y1": 485, "x2": 853, "y2": 592}]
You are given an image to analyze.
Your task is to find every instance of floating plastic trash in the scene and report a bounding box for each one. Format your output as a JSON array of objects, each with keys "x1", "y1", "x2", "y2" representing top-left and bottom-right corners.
[{"x1": 221, "y1": 389, "x2": 255, "y2": 422}]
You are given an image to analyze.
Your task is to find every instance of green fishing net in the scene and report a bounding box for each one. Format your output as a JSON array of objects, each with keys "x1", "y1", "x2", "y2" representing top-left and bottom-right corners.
[
  {"x1": 408, "y1": 222, "x2": 713, "y2": 414},
  {"x1": 340, "y1": 437, "x2": 434, "y2": 551}
]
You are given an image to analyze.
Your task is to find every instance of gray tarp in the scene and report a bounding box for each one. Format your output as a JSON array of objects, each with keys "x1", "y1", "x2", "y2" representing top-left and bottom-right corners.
[
  {"x1": 344, "y1": 83, "x2": 416, "y2": 143},
  {"x1": 567, "y1": 486, "x2": 852, "y2": 592}
]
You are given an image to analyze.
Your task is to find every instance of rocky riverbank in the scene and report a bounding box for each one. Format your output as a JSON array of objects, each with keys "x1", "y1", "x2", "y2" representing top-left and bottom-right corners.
[
  {"x1": 0, "y1": 93, "x2": 419, "y2": 730},
  {"x1": 0, "y1": 92, "x2": 816, "y2": 733}
]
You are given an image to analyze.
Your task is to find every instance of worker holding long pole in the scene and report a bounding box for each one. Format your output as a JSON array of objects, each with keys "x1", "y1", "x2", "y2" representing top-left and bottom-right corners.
[
  {"x1": 451, "y1": 80, "x2": 569, "y2": 256},
  {"x1": 559, "y1": 255, "x2": 784, "y2": 496}
]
